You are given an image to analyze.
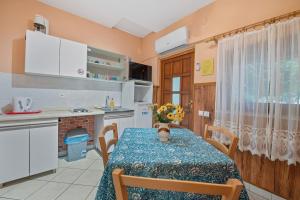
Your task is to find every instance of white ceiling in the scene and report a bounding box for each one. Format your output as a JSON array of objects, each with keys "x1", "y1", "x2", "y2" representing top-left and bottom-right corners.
[{"x1": 39, "y1": 0, "x2": 214, "y2": 37}]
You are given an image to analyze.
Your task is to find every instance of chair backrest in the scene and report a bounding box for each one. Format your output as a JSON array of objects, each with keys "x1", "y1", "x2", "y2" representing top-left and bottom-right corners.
[
  {"x1": 112, "y1": 168, "x2": 243, "y2": 200},
  {"x1": 99, "y1": 123, "x2": 118, "y2": 166},
  {"x1": 204, "y1": 125, "x2": 238, "y2": 159}
]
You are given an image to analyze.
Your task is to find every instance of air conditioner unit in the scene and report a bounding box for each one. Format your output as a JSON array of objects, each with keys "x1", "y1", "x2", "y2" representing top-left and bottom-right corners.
[{"x1": 155, "y1": 26, "x2": 188, "y2": 54}]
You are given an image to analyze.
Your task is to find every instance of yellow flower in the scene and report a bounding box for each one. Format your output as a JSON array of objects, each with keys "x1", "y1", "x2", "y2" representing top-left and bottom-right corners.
[
  {"x1": 166, "y1": 103, "x2": 173, "y2": 107},
  {"x1": 167, "y1": 113, "x2": 174, "y2": 120},
  {"x1": 161, "y1": 106, "x2": 167, "y2": 111},
  {"x1": 157, "y1": 107, "x2": 163, "y2": 113}
]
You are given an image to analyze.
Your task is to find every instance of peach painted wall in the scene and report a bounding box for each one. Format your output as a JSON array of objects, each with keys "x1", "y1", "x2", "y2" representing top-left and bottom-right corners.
[
  {"x1": 0, "y1": 0, "x2": 142, "y2": 74},
  {"x1": 142, "y1": 0, "x2": 300, "y2": 85}
]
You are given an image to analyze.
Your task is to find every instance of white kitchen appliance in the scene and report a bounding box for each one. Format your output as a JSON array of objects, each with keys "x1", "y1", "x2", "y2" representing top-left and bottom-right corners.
[
  {"x1": 134, "y1": 102, "x2": 152, "y2": 128},
  {"x1": 13, "y1": 97, "x2": 33, "y2": 112},
  {"x1": 155, "y1": 26, "x2": 188, "y2": 54}
]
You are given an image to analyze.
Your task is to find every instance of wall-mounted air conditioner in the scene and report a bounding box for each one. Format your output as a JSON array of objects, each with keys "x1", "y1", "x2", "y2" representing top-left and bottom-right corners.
[{"x1": 155, "y1": 26, "x2": 188, "y2": 54}]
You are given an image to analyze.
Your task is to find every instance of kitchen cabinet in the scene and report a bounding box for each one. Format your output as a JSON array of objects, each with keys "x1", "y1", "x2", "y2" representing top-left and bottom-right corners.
[
  {"x1": 119, "y1": 116, "x2": 134, "y2": 138},
  {"x1": 25, "y1": 30, "x2": 87, "y2": 78},
  {"x1": 102, "y1": 112, "x2": 134, "y2": 152},
  {"x1": 25, "y1": 30, "x2": 60, "y2": 76},
  {"x1": 0, "y1": 128, "x2": 29, "y2": 184},
  {"x1": 30, "y1": 123, "x2": 58, "y2": 175},
  {"x1": 60, "y1": 39, "x2": 87, "y2": 78},
  {"x1": 0, "y1": 120, "x2": 58, "y2": 185}
]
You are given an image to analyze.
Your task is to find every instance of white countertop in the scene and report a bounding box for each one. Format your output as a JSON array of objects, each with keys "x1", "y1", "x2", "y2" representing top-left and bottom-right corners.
[{"x1": 0, "y1": 108, "x2": 105, "y2": 123}]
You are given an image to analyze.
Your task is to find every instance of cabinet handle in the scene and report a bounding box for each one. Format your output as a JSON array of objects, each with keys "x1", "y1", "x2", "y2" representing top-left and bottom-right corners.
[{"x1": 77, "y1": 68, "x2": 84, "y2": 75}]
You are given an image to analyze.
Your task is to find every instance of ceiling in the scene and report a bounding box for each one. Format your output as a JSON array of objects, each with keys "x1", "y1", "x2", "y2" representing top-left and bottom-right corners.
[{"x1": 39, "y1": 0, "x2": 214, "y2": 37}]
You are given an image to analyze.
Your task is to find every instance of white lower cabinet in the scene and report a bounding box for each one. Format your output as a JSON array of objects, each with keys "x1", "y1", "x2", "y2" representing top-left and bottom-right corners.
[
  {"x1": 119, "y1": 117, "x2": 134, "y2": 138},
  {"x1": 0, "y1": 120, "x2": 58, "y2": 185},
  {"x1": 103, "y1": 112, "x2": 134, "y2": 152},
  {"x1": 30, "y1": 124, "x2": 58, "y2": 175},
  {"x1": 0, "y1": 128, "x2": 30, "y2": 184}
]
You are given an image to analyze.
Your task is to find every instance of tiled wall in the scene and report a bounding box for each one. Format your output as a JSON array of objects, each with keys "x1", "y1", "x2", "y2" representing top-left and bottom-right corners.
[
  {"x1": 0, "y1": 72, "x2": 122, "y2": 112},
  {"x1": 58, "y1": 116, "x2": 95, "y2": 153}
]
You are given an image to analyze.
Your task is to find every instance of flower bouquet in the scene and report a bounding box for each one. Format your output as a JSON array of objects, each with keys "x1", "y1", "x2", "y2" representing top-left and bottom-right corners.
[{"x1": 152, "y1": 103, "x2": 185, "y2": 142}]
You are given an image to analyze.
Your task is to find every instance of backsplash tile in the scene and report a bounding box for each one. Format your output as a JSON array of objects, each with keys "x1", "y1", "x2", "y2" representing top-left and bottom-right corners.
[{"x1": 0, "y1": 72, "x2": 122, "y2": 112}]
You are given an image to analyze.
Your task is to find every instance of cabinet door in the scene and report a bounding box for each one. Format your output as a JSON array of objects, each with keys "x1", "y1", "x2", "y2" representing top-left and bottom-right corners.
[
  {"x1": 30, "y1": 124, "x2": 58, "y2": 175},
  {"x1": 0, "y1": 128, "x2": 29, "y2": 184},
  {"x1": 60, "y1": 39, "x2": 87, "y2": 78},
  {"x1": 119, "y1": 117, "x2": 134, "y2": 138},
  {"x1": 25, "y1": 30, "x2": 60, "y2": 75},
  {"x1": 103, "y1": 118, "x2": 119, "y2": 153}
]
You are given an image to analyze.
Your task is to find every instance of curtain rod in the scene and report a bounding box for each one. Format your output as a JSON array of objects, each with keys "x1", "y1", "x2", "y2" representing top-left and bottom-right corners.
[
  {"x1": 192, "y1": 10, "x2": 300, "y2": 44},
  {"x1": 142, "y1": 10, "x2": 300, "y2": 62}
]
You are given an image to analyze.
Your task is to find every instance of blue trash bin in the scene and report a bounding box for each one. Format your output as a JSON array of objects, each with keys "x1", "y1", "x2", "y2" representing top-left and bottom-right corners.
[{"x1": 64, "y1": 128, "x2": 89, "y2": 161}]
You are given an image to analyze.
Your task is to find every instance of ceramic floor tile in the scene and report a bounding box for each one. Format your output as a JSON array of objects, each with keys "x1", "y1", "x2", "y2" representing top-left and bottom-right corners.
[
  {"x1": 58, "y1": 158, "x2": 71, "y2": 168},
  {"x1": 88, "y1": 159, "x2": 104, "y2": 171},
  {"x1": 248, "y1": 191, "x2": 268, "y2": 200},
  {"x1": 74, "y1": 170, "x2": 103, "y2": 186},
  {"x1": 33, "y1": 168, "x2": 65, "y2": 181},
  {"x1": 86, "y1": 150, "x2": 101, "y2": 160},
  {"x1": 0, "y1": 185, "x2": 15, "y2": 196},
  {"x1": 86, "y1": 187, "x2": 98, "y2": 200},
  {"x1": 61, "y1": 158, "x2": 95, "y2": 170},
  {"x1": 26, "y1": 182, "x2": 69, "y2": 200},
  {"x1": 2, "y1": 180, "x2": 47, "y2": 200},
  {"x1": 56, "y1": 184, "x2": 93, "y2": 200},
  {"x1": 51, "y1": 168, "x2": 84, "y2": 184}
]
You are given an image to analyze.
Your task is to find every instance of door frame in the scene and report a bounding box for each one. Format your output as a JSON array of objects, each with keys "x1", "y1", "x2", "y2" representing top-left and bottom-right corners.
[{"x1": 159, "y1": 48, "x2": 195, "y2": 130}]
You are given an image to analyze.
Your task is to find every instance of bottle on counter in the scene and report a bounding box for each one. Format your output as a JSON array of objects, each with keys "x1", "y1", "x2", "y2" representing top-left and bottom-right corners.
[{"x1": 109, "y1": 98, "x2": 115, "y2": 111}]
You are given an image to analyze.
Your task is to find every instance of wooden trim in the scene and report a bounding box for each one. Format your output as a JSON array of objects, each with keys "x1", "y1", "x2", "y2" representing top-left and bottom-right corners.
[
  {"x1": 194, "y1": 82, "x2": 216, "y2": 88},
  {"x1": 159, "y1": 47, "x2": 195, "y2": 61},
  {"x1": 112, "y1": 168, "x2": 243, "y2": 200}
]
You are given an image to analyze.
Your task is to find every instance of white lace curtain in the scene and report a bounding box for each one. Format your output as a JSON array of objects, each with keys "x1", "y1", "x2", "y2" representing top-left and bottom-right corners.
[{"x1": 214, "y1": 17, "x2": 300, "y2": 165}]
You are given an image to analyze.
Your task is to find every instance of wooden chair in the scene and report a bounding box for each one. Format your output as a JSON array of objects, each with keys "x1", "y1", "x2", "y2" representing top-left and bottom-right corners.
[
  {"x1": 112, "y1": 168, "x2": 243, "y2": 200},
  {"x1": 99, "y1": 123, "x2": 118, "y2": 166},
  {"x1": 204, "y1": 125, "x2": 238, "y2": 159}
]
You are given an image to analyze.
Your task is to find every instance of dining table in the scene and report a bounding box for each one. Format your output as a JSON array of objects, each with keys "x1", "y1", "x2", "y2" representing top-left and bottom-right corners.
[{"x1": 96, "y1": 128, "x2": 249, "y2": 200}]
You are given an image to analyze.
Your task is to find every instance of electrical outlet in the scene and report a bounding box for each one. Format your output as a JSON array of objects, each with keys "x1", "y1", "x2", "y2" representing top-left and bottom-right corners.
[{"x1": 198, "y1": 110, "x2": 204, "y2": 116}]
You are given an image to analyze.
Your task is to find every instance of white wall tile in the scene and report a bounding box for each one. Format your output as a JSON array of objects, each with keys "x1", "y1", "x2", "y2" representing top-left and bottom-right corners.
[{"x1": 0, "y1": 72, "x2": 122, "y2": 111}]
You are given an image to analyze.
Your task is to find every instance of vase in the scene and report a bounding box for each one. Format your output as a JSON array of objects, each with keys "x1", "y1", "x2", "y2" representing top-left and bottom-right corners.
[{"x1": 158, "y1": 123, "x2": 170, "y2": 142}]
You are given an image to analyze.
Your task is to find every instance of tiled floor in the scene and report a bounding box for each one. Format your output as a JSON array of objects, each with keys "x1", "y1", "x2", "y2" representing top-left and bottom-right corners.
[
  {"x1": 0, "y1": 149, "x2": 282, "y2": 200},
  {"x1": 0, "y1": 150, "x2": 104, "y2": 200}
]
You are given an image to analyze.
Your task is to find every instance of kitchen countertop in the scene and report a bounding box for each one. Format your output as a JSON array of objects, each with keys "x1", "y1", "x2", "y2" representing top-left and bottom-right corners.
[{"x1": 0, "y1": 108, "x2": 106, "y2": 123}]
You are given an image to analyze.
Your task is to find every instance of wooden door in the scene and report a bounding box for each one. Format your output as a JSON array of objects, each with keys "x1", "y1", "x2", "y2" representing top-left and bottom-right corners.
[{"x1": 161, "y1": 51, "x2": 194, "y2": 129}]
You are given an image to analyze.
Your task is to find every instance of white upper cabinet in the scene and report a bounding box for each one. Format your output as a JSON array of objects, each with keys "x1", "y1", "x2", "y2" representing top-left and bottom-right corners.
[
  {"x1": 25, "y1": 30, "x2": 60, "y2": 76},
  {"x1": 60, "y1": 39, "x2": 87, "y2": 78}
]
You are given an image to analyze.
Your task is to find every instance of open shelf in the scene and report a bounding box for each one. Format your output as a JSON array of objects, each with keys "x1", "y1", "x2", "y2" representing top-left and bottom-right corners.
[{"x1": 87, "y1": 61, "x2": 124, "y2": 71}]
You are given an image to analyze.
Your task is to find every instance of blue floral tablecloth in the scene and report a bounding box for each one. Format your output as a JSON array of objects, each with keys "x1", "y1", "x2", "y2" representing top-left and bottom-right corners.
[{"x1": 96, "y1": 128, "x2": 249, "y2": 200}]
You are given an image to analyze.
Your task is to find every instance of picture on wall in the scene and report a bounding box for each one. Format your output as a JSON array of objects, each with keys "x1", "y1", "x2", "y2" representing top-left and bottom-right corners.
[{"x1": 200, "y1": 58, "x2": 214, "y2": 76}]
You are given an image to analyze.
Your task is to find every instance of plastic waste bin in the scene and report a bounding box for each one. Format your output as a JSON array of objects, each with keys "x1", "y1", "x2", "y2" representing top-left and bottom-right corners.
[{"x1": 64, "y1": 128, "x2": 89, "y2": 161}]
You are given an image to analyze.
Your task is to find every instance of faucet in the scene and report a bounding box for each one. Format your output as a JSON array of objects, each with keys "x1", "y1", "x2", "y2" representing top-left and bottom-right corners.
[{"x1": 105, "y1": 96, "x2": 110, "y2": 108}]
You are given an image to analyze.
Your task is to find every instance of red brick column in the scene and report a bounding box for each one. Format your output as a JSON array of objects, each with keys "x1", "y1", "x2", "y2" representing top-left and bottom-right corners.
[{"x1": 58, "y1": 116, "x2": 95, "y2": 152}]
